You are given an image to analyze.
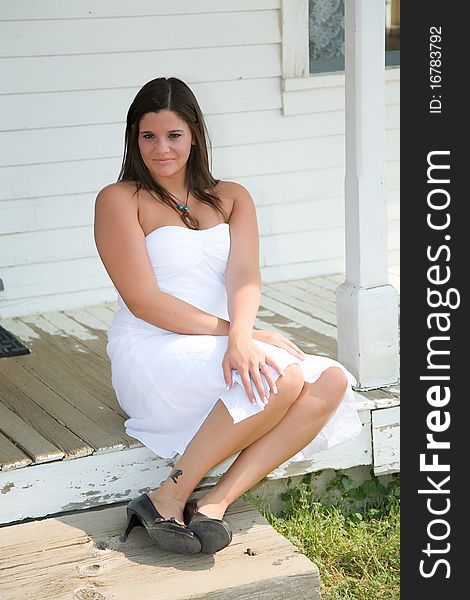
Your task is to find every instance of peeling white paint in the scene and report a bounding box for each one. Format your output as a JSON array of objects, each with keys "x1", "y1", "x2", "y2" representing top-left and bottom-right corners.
[
  {"x1": 372, "y1": 406, "x2": 400, "y2": 475},
  {"x1": 87, "y1": 305, "x2": 117, "y2": 327},
  {"x1": 1, "y1": 318, "x2": 40, "y2": 342},
  {"x1": 65, "y1": 308, "x2": 109, "y2": 332},
  {"x1": 257, "y1": 309, "x2": 275, "y2": 317},
  {"x1": 41, "y1": 312, "x2": 100, "y2": 341},
  {"x1": 22, "y1": 314, "x2": 67, "y2": 336},
  {"x1": 353, "y1": 391, "x2": 400, "y2": 412}
]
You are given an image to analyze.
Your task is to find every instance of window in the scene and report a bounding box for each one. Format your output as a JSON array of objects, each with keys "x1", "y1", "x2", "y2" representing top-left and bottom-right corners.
[
  {"x1": 385, "y1": 0, "x2": 400, "y2": 66},
  {"x1": 308, "y1": 0, "x2": 400, "y2": 74}
]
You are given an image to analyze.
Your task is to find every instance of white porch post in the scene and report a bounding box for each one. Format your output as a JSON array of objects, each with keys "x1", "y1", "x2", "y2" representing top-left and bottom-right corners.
[{"x1": 336, "y1": 0, "x2": 399, "y2": 389}]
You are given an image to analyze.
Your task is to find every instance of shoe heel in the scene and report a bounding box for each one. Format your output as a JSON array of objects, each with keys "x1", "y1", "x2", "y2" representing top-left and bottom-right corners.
[{"x1": 120, "y1": 510, "x2": 141, "y2": 542}]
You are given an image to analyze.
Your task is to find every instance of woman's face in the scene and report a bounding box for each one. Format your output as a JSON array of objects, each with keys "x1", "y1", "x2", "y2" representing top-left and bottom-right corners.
[{"x1": 137, "y1": 109, "x2": 194, "y2": 184}]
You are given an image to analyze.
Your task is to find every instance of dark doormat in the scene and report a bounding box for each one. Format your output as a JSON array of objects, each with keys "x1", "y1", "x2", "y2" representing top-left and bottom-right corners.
[{"x1": 0, "y1": 325, "x2": 31, "y2": 358}]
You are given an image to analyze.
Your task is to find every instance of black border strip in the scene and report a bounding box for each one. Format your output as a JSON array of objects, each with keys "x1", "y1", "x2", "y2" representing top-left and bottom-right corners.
[{"x1": 401, "y1": 3, "x2": 465, "y2": 595}]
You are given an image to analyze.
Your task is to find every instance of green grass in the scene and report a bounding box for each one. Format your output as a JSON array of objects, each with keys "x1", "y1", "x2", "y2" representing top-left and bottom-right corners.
[{"x1": 245, "y1": 471, "x2": 400, "y2": 600}]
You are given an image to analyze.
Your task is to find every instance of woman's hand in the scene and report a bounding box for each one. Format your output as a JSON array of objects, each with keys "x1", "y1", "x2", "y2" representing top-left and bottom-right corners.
[
  {"x1": 222, "y1": 333, "x2": 285, "y2": 404},
  {"x1": 252, "y1": 329, "x2": 307, "y2": 361}
]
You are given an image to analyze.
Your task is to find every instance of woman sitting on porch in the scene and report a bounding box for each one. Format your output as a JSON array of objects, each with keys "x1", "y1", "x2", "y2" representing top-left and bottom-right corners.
[{"x1": 94, "y1": 76, "x2": 362, "y2": 556}]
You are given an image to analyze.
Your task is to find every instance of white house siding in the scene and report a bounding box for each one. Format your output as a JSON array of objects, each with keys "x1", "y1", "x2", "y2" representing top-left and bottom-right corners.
[{"x1": 0, "y1": 0, "x2": 399, "y2": 318}]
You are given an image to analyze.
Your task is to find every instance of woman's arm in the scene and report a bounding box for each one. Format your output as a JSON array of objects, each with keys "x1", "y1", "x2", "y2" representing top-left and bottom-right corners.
[
  {"x1": 224, "y1": 183, "x2": 262, "y2": 339},
  {"x1": 136, "y1": 292, "x2": 231, "y2": 336},
  {"x1": 94, "y1": 183, "x2": 231, "y2": 336},
  {"x1": 222, "y1": 183, "x2": 284, "y2": 401}
]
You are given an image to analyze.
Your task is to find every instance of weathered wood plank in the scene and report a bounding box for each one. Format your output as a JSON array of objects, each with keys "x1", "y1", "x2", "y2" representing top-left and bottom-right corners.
[
  {"x1": 0, "y1": 399, "x2": 63, "y2": 465},
  {"x1": 0, "y1": 372, "x2": 92, "y2": 462},
  {"x1": 260, "y1": 293, "x2": 337, "y2": 339},
  {"x1": 189, "y1": 574, "x2": 319, "y2": 599},
  {"x1": 17, "y1": 314, "x2": 103, "y2": 357},
  {"x1": 34, "y1": 311, "x2": 113, "y2": 362},
  {"x1": 256, "y1": 306, "x2": 337, "y2": 356},
  {"x1": 0, "y1": 430, "x2": 32, "y2": 471},
  {"x1": 6, "y1": 354, "x2": 133, "y2": 450},
  {"x1": 0, "y1": 313, "x2": 139, "y2": 463},
  {"x1": 0, "y1": 496, "x2": 320, "y2": 600},
  {"x1": 265, "y1": 281, "x2": 337, "y2": 325},
  {"x1": 286, "y1": 278, "x2": 337, "y2": 309},
  {"x1": 26, "y1": 335, "x2": 118, "y2": 414},
  {"x1": 387, "y1": 383, "x2": 401, "y2": 399},
  {"x1": 10, "y1": 317, "x2": 116, "y2": 399},
  {"x1": 36, "y1": 310, "x2": 101, "y2": 342},
  {"x1": 62, "y1": 307, "x2": 109, "y2": 343},
  {"x1": 0, "y1": 360, "x2": 124, "y2": 456},
  {"x1": 0, "y1": 446, "x2": 173, "y2": 523},
  {"x1": 324, "y1": 273, "x2": 345, "y2": 283},
  {"x1": 307, "y1": 276, "x2": 338, "y2": 292},
  {"x1": 14, "y1": 316, "x2": 124, "y2": 416},
  {"x1": 353, "y1": 391, "x2": 400, "y2": 414},
  {"x1": 253, "y1": 316, "x2": 333, "y2": 359}
]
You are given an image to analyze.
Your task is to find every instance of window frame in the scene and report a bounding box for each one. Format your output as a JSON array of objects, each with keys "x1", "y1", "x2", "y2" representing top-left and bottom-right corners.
[{"x1": 281, "y1": 0, "x2": 400, "y2": 115}]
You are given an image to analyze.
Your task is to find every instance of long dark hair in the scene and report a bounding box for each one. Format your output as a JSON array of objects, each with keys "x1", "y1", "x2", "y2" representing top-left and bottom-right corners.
[{"x1": 117, "y1": 77, "x2": 225, "y2": 230}]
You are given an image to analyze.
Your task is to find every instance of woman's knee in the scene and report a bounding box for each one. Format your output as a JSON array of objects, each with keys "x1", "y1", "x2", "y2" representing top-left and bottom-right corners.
[
  {"x1": 272, "y1": 363, "x2": 304, "y2": 406},
  {"x1": 321, "y1": 366, "x2": 349, "y2": 399},
  {"x1": 293, "y1": 366, "x2": 349, "y2": 416}
]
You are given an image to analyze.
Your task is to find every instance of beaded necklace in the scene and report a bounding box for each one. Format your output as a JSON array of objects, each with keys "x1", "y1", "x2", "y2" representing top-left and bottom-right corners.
[
  {"x1": 176, "y1": 188, "x2": 190, "y2": 213},
  {"x1": 171, "y1": 187, "x2": 199, "y2": 230}
]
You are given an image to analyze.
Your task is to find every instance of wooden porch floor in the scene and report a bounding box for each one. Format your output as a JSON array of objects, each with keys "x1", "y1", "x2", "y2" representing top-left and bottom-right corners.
[{"x1": 0, "y1": 270, "x2": 399, "y2": 473}]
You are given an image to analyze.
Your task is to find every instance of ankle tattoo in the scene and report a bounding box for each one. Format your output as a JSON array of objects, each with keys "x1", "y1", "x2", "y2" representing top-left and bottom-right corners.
[{"x1": 169, "y1": 468, "x2": 183, "y2": 484}]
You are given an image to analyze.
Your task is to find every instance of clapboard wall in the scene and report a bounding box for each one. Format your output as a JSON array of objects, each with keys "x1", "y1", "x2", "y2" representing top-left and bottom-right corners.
[{"x1": 0, "y1": 0, "x2": 400, "y2": 318}]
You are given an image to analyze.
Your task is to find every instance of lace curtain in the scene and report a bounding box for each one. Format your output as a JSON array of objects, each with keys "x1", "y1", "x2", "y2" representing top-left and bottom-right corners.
[
  {"x1": 309, "y1": 0, "x2": 400, "y2": 72},
  {"x1": 309, "y1": 0, "x2": 345, "y2": 63}
]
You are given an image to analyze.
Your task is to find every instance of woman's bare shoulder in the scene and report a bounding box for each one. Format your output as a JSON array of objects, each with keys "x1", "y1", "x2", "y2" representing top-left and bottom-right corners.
[
  {"x1": 96, "y1": 181, "x2": 138, "y2": 202},
  {"x1": 95, "y1": 182, "x2": 141, "y2": 224},
  {"x1": 213, "y1": 180, "x2": 252, "y2": 221},
  {"x1": 214, "y1": 180, "x2": 249, "y2": 197},
  {"x1": 94, "y1": 181, "x2": 142, "y2": 240}
]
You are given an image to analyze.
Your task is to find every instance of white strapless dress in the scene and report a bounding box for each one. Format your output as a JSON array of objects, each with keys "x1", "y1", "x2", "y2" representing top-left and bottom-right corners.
[{"x1": 106, "y1": 222, "x2": 362, "y2": 461}]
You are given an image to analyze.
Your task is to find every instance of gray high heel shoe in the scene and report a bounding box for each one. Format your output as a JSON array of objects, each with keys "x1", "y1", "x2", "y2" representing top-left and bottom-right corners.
[
  {"x1": 183, "y1": 498, "x2": 232, "y2": 554},
  {"x1": 121, "y1": 492, "x2": 202, "y2": 554}
]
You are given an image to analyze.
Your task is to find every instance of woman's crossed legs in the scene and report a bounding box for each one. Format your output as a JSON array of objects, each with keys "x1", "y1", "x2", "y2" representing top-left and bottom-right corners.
[{"x1": 149, "y1": 364, "x2": 348, "y2": 525}]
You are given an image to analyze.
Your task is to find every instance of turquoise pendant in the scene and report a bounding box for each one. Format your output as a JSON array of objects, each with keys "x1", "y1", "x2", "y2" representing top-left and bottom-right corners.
[{"x1": 177, "y1": 204, "x2": 189, "y2": 212}]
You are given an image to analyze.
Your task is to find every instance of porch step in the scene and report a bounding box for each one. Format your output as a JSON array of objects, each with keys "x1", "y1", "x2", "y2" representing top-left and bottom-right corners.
[{"x1": 0, "y1": 496, "x2": 321, "y2": 600}]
